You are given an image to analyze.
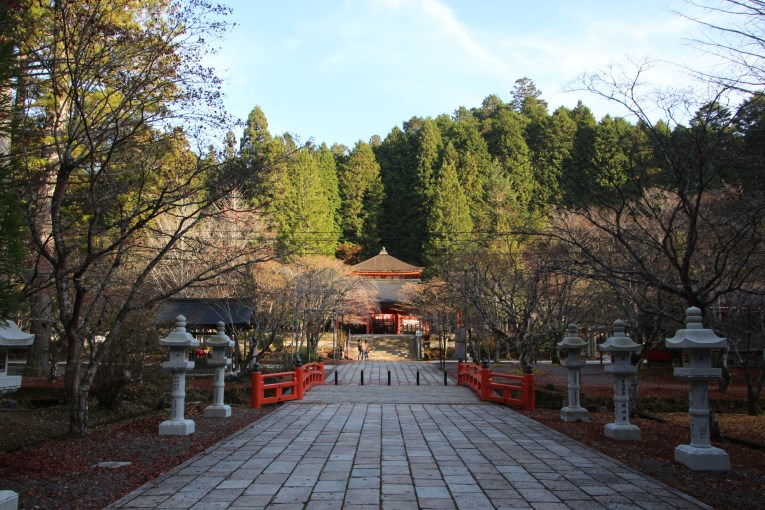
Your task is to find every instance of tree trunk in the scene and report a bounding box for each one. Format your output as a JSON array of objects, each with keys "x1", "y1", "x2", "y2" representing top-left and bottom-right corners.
[
  {"x1": 719, "y1": 364, "x2": 733, "y2": 392},
  {"x1": 68, "y1": 379, "x2": 90, "y2": 436},
  {"x1": 718, "y1": 346, "x2": 732, "y2": 392},
  {"x1": 747, "y1": 385, "x2": 760, "y2": 416},
  {"x1": 551, "y1": 338, "x2": 561, "y2": 364},
  {"x1": 25, "y1": 291, "x2": 54, "y2": 378},
  {"x1": 64, "y1": 328, "x2": 88, "y2": 435},
  {"x1": 440, "y1": 332, "x2": 446, "y2": 369}
]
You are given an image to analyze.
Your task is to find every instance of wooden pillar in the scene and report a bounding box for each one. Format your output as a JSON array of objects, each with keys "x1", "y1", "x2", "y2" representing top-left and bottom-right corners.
[{"x1": 251, "y1": 371, "x2": 263, "y2": 409}]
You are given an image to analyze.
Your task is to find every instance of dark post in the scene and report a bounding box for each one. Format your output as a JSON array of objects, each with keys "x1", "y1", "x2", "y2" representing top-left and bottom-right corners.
[
  {"x1": 523, "y1": 364, "x2": 534, "y2": 411},
  {"x1": 334, "y1": 370, "x2": 338, "y2": 385},
  {"x1": 444, "y1": 370, "x2": 448, "y2": 386},
  {"x1": 388, "y1": 370, "x2": 391, "y2": 386},
  {"x1": 416, "y1": 370, "x2": 420, "y2": 386},
  {"x1": 361, "y1": 369, "x2": 364, "y2": 386}
]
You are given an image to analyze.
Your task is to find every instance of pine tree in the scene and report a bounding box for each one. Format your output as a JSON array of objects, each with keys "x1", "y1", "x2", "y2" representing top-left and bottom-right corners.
[
  {"x1": 316, "y1": 143, "x2": 341, "y2": 236},
  {"x1": 239, "y1": 105, "x2": 279, "y2": 201},
  {"x1": 375, "y1": 126, "x2": 419, "y2": 262},
  {"x1": 526, "y1": 106, "x2": 576, "y2": 208},
  {"x1": 425, "y1": 153, "x2": 473, "y2": 271},
  {"x1": 338, "y1": 141, "x2": 383, "y2": 254},
  {"x1": 444, "y1": 108, "x2": 492, "y2": 231},
  {"x1": 274, "y1": 149, "x2": 339, "y2": 257},
  {"x1": 560, "y1": 101, "x2": 597, "y2": 205}
]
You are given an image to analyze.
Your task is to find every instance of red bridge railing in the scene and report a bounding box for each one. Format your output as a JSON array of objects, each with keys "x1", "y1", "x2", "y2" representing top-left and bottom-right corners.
[
  {"x1": 457, "y1": 360, "x2": 534, "y2": 411},
  {"x1": 251, "y1": 361, "x2": 325, "y2": 409}
]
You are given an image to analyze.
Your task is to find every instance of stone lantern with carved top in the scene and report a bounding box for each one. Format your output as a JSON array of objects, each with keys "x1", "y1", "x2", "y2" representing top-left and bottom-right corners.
[
  {"x1": 558, "y1": 323, "x2": 589, "y2": 422},
  {"x1": 599, "y1": 319, "x2": 642, "y2": 440},
  {"x1": 665, "y1": 306, "x2": 729, "y2": 471},
  {"x1": 159, "y1": 315, "x2": 199, "y2": 436},
  {"x1": 204, "y1": 321, "x2": 235, "y2": 418},
  {"x1": 0, "y1": 321, "x2": 34, "y2": 394}
]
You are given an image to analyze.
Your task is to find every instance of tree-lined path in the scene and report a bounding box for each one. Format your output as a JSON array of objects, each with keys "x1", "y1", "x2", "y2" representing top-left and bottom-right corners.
[{"x1": 107, "y1": 362, "x2": 711, "y2": 509}]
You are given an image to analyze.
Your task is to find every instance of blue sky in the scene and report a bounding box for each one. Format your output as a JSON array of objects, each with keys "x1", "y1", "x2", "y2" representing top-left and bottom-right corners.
[{"x1": 209, "y1": 0, "x2": 720, "y2": 148}]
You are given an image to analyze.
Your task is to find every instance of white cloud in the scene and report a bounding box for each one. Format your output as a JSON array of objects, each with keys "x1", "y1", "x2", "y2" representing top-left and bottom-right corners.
[{"x1": 211, "y1": 0, "x2": 734, "y2": 146}]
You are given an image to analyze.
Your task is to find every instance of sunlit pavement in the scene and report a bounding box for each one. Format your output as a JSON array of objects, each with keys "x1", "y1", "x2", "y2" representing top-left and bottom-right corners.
[{"x1": 106, "y1": 362, "x2": 711, "y2": 509}]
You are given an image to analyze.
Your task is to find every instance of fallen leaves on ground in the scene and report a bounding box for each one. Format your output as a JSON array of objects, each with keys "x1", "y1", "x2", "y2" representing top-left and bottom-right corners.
[{"x1": 0, "y1": 405, "x2": 269, "y2": 510}]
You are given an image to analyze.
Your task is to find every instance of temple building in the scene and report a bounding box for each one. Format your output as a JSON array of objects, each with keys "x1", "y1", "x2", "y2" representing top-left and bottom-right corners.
[{"x1": 349, "y1": 248, "x2": 424, "y2": 334}]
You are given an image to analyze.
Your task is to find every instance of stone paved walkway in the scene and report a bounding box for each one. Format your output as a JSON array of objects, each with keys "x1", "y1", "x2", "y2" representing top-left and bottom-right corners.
[{"x1": 106, "y1": 362, "x2": 712, "y2": 510}]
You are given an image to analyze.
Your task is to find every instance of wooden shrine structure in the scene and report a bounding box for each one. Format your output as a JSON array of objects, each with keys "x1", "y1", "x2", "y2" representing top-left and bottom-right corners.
[{"x1": 348, "y1": 248, "x2": 424, "y2": 334}]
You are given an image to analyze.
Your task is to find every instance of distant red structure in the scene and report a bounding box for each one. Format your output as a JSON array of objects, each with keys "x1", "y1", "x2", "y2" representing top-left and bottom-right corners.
[{"x1": 348, "y1": 248, "x2": 424, "y2": 334}]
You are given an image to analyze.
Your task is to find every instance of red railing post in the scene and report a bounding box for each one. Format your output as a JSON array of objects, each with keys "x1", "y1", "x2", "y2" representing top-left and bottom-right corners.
[
  {"x1": 320, "y1": 361, "x2": 325, "y2": 382},
  {"x1": 480, "y1": 359, "x2": 492, "y2": 401},
  {"x1": 295, "y1": 365, "x2": 304, "y2": 400},
  {"x1": 523, "y1": 367, "x2": 535, "y2": 411},
  {"x1": 251, "y1": 370, "x2": 263, "y2": 409}
]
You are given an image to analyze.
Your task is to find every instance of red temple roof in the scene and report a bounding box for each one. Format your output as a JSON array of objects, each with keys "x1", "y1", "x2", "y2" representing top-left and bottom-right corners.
[{"x1": 351, "y1": 248, "x2": 423, "y2": 278}]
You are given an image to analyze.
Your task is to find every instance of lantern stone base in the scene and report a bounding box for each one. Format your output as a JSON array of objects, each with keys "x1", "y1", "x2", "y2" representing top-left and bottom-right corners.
[
  {"x1": 204, "y1": 404, "x2": 231, "y2": 418},
  {"x1": 159, "y1": 419, "x2": 196, "y2": 436},
  {"x1": 604, "y1": 422, "x2": 641, "y2": 441},
  {"x1": 0, "y1": 490, "x2": 18, "y2": 510},
  {"x1": 675, "y1": 444, "x2": 730, "y2": 471},
  {"x1": 561, "y1": 406, "x2": 589, "y2": 422}
]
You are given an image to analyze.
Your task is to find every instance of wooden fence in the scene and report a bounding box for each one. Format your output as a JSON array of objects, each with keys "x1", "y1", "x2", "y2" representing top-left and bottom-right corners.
[
  {"x1": 251, "y1": 361, "x2": 325, "y2": 409},
  {"x1": 457, "y1": 360, "x2": 534, "y2": 411}
]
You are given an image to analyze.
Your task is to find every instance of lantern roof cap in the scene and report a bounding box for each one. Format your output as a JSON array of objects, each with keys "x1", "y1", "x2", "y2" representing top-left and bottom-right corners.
[
  {"x1": 160, "y1": 315, "x2": 200, "y2": 347},
  {"x1": 665, "y1": 307, "x2": 726, "y2": 349},
  {"x1": 599, "y1": 319, "x2": 641, "y2": 352},
  {"x1": 558, "y1": 323, "x2": 587, "y2": 350},
  {"x1": 0, "y1": 321, "x2": 34, "y2": 348},
  {"x1": 206, "y1": 321, "x2": 234, "y2": 348}
]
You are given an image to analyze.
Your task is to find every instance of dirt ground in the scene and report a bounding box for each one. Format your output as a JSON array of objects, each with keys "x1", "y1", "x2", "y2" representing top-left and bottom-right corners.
[{"x1": 0, "y1": 364, "x2": 763, "y2": 509}]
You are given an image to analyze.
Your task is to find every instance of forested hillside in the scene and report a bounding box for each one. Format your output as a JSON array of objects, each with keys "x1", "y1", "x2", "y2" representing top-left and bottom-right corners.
[
  {"x1": 4, "y1": 0, "x2": 764, "y2": 434},
  {"x1": 225, "y1": 78, "x2": 765, "y2": 269}
]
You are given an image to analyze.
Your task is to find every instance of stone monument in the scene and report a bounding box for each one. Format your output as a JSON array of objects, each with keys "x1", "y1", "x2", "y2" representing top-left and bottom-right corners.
[
  {"x1": 204, "y1": 321, "x2": 234, "y2": 418},
  {"x1": 159, "y1": 315, "x2": 199, "y2": 436},
  {"x1": 599, "y1": 319, "x2": 642, "y2": 440},
  {"x1": 558, "y1": 323, "x2": 589, "y2": 422},
  {"x1": 665, "y1": 306, "x2": 730, "y2": 471},
  {"x1": 0, "y1": 321, "x2": 34, "y2": 510},
  {"x1": 0, "y1": 321, "x2": 35, "y2": 393}
]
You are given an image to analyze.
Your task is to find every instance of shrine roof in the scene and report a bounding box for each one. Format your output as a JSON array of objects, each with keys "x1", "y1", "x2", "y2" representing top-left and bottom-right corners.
[
  {"x1": 351, "y1": 247, "x2": 423, "y2": 275},
  {"x1": 156, "y1": 297, "x2": 252, "y2": 328}
]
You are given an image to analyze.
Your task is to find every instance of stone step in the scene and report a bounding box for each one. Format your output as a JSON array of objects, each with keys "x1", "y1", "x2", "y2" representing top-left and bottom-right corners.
[{"x1": 353, "y1": 335, "x2": 414, "y2": 361}]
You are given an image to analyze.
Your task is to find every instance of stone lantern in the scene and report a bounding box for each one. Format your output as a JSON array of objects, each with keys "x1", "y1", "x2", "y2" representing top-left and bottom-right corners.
[
  {"x1": 599, "y1": 319, "x2": 641, "y2": 440},
  {"x1": 159, "y1": 315, "x2": 199, "y2": 436},
  {"x1": 665, "y1": 306, "x2": 729, "y2": 471},
  {"x1": 204, "y1": 321, "x2": 235, "y2": 418},
  {"x1": 0, "y1": 321, "x2": 34, "y2": 510},
  {"x1": 557, "y1": 323, "x2": 589, "y2": 422},
  {"x1": 0, "y1": 321, "x2": 34, "y2": 393}
]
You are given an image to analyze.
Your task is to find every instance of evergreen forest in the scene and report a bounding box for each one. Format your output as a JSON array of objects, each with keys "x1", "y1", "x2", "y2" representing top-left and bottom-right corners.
[{"x1": 3, "y1": 0, "x2": 765, "y2": 435}]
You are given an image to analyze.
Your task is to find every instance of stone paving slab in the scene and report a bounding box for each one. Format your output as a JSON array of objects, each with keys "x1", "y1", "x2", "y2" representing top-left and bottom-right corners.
[
  {"x1": 325, "y1": 361, "x2": 452, "y2": 386},
  {"x1": 302, "y1": 385, "x2": 481, "y2": 404},
  {"x1": 106, "y1": 362, "x2": 713, "y2": 510},
  {"x1": 306, "y1": 362, "x2": 479, "y2": 404}
]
